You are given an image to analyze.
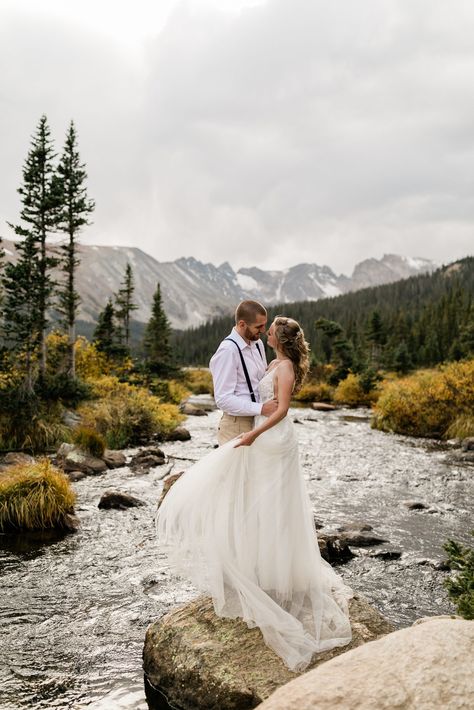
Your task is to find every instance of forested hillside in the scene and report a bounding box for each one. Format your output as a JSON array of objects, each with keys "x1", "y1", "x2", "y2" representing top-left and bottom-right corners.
[{"x1": 173, "y1": 257, "x2": 474, "y2": 369}]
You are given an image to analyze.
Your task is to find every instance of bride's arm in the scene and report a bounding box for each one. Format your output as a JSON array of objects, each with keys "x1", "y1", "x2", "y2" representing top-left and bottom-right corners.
[{"x1": 234, "y1": 361, "x2": 294, "y2": 447}]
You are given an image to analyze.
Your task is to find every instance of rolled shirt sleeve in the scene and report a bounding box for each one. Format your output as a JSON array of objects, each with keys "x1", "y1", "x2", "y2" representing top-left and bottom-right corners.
[{"x1": 210, "y1": 344, "x2": 263, "y2": 417}]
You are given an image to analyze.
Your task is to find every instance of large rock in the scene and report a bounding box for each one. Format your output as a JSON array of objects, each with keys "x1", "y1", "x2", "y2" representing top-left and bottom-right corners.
[
  {"x1": 103, "y1": 450, "x2": 126, "y2": 469},
  {"x1": 57, "y1": 445, "x2": 107, "y2": 475},
  {"x1": 166, "y1": 426, "x2": 191, "y2": 442},
  {"x1": 258, "y1": 616, "x2": 473, "y2": 710},
  {"x1": 98, "y1": 491, "x2": 145, "y2": 509},
  {"x1": 180, "y1": 402, "x2": 208, "y2": 416},
  {"x1": 143, "y1": 593, "x2": 394, "y2": 710}
]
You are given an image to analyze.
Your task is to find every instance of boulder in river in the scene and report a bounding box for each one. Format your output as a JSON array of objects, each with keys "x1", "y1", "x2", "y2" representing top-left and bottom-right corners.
[
  {"x1": 143, "y1": 593, "x2": 395, "y2": 710},
  {"x1": 130, "y1": 448, "x2": 166, "y2": 471},
  {"x1": 166, "y1": 426, "x2": 192, "y2": 442},
  {"x1": 258, "y1": 616, "x2": 472, "y2": 710},
  {"x1": 311, "y1": 402, "x2": 336, "y2": 411},
  {"x1": 98, "y1": 490, "x2": 145, "y2": 509},
  {"x1": 57, "y1": 444, "x2": 108, "y2": 475},
  {"x1": 462, "y1": 437, "x2": 474, "y2": 451},
  {"x1": 103, "y1": 450, "x2": 126, "y2": 469},
  {"x1": 180, "y1": 402, "x2": 208, "y2": 416},
  {"x1": 318, "y1": 532, "x2": 355, "y2": 564}
]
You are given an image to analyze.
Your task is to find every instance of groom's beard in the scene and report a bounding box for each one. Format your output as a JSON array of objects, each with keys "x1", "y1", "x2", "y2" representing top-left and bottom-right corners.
[{"x1": 244, "y1": 327, "x2": 262, "y2": 342}]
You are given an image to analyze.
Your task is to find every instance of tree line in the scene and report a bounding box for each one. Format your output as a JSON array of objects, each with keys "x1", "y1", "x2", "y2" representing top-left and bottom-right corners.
[
  {"x1": 0, "y1": 115, "x2": 174, "y2": 400},
  {"x1": 172, "y1": 257, "x2": 474, "y2": 377}
]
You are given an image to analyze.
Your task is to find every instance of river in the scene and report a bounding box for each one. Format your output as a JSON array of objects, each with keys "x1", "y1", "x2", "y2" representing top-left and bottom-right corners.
[{"x1": 1, "y1": 403, "x2": 472, "y2": 709}]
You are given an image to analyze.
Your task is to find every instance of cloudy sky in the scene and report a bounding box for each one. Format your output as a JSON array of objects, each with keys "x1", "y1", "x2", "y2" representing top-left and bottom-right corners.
[{"x1": 1, "y1": 0, "x2": 473, "y2": 275}]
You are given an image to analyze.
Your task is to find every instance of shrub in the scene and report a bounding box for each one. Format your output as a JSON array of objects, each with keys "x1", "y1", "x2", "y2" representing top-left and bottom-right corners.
[
  {"x1": 73, "y1": 426, "x2": 106, "y2": 458},
  {"x1": 0, "y1": 459, "x2": 76, "y2": 531},
  {"x1": 183, "y1": 368, "x2": 214, "y2": 395},
  {"x1": 0, "y1": 392, "x2": 72, "y2": 453},
  {"x1": 78, "y1": 388, "x2": 184, "y2": 449},
  {"x1": 334, "y1": 373, "x2": 379, "y2": 407},
  {"x1": 150, "y1": 378, "x2": 190, "y2": 404},
  {"x1": 443, "y1": 533, "x2": 474, "y2": 620},
  {"x1": 372, "y1": 359, "x2": 474, "y2": 438},
  {"x1": 294, "y1": 381, "x2": 334, "y2": 402}
]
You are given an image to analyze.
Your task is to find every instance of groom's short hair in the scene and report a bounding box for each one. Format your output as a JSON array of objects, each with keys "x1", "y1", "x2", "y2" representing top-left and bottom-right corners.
[{"x1": 235, "y1": 300, "x2": 267, "y2": 325}]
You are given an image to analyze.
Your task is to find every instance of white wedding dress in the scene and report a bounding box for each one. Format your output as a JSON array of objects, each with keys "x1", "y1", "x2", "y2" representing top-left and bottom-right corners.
[{"x1": 155, "y1": 365, "x2": 353, "y2": 671}]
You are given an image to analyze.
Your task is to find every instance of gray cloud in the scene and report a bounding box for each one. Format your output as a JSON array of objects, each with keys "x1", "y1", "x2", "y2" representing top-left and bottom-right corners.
[{"x1": 1, "y1": 1, "x2": 473, "y2": 275}]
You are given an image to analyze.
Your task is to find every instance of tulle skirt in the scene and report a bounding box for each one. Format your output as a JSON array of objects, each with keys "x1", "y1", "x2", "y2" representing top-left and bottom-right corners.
[{"x1": 155, "y1": 415, "x2": 353, "y2": 671}]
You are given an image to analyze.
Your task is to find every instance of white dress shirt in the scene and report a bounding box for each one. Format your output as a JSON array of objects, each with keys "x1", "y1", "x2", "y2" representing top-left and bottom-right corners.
[{"x1": 209, "y1": 328, "x2": 268, "y2": 416}]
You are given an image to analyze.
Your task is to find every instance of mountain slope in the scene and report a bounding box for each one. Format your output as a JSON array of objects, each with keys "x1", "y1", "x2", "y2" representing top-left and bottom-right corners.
[{"x1": 1, "y1": 239, "x2": 436, "y2": 329}]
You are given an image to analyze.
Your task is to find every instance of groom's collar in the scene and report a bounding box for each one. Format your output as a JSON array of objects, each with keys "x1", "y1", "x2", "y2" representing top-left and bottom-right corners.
[{"x1": 229, "y1": 327, "x2": 260, "y2": 351}]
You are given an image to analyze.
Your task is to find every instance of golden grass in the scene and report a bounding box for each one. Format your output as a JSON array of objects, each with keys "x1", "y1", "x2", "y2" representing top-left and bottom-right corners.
[
  {"x1": 0, "y1": 459, "x2": 76, "y2": 531},
  {"x1": 72, "y1": 426, "x2": 106, "y2": 457}
]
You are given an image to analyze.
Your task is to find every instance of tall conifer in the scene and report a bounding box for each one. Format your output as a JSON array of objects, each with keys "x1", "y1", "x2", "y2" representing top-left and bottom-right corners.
[
  {"x1": 2, "y1": 115, "x2": 58, "y2": 379},
  {"x1": 143, "y1": 283, "x2": 173, "y2": 375},
  {"x1": 115, "y1": 262, "x2": 138, "y2": 350},
  {"x1": 55, "y1": 120, "x2": 95, "y2": 377}
]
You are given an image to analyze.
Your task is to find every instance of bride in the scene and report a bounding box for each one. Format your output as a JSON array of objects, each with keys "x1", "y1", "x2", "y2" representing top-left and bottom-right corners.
[{"x1": 155, "y1": 316, "x2": 353, "y2": 672}]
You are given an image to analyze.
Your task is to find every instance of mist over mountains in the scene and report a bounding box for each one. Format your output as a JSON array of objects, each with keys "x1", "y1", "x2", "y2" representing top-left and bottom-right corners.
[{"x1": 2, "y1": 239, "x2": 436, "y2": 329}]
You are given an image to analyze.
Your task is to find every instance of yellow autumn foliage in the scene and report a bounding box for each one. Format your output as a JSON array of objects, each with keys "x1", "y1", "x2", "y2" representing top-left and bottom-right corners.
[
  {"x1": 372, "y1": 359, "x2": 474, "y2": 438},
  {"x1": 334, "y1": 373, "x2": 379, "y2": 407},
  {"x1": 294, "y1": 381, "x2": 334, "y2": 402},
  {"x1": 183, "y1": 368, "x2": 214, "y2": 395}
]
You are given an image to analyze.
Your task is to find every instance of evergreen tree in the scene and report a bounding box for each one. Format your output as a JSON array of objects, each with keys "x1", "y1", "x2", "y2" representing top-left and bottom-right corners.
[
  {"x1": 143, "y1": 283, "x2": 174, "y2": 375},
  {"x1": 8, "y1": 115, "x2": 57, "y2": 374},
  {"x1": 1, "y1": 236, "x2": 42, "y2": 390},
  {"x1": 115, "y1": 262, "x2": 138, "y2": 350},
  {"x1": 4, "y1": 115, "x2": 59, "y2": 375},
  {"x1": 93, "y1": 300, "x2": 117, "y2": 357},
  {"x1": 55, "y1": 120, "x2": 95, "y2": 378},
  {"x1": 315, "y1": 318, "x2": 354, "y2": 383},
  {"x1": 366, "y1": 310, "x2": 386, "y2": 368},
  {"x1": 392, "y1": 341, "x2": 412, "y2": 374}
]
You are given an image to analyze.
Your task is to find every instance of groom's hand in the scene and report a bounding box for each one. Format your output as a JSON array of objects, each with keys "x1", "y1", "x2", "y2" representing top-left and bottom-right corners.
[{"x1": 261, "y1": 399, "x2": 278, "y2": 417}]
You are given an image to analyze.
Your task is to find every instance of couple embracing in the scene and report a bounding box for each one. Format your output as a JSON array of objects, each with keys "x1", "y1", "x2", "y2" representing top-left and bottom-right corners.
[{"x1": 156, "y1": 301, "x2": 353, "y2": 672}]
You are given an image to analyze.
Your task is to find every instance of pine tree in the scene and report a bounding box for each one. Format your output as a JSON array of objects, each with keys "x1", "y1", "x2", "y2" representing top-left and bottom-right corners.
[
  {"x1": 93, "y1": 300, "x2": 117, "y2": 356},
  {"x1": 4, "y1": 115, "x2": 59, "y2": 376},
  {"x1": 2, "y1": 236, "x2": 42, "y2": 390},
  {"x1": 143, "y1": 283, "x2": 174, "y2": 375},
  {"x1": 55, "y1": 120, "x2": 95, "y2": 378},
  {"x1": 115, "y1": 263, "x2": 138, "y2": 350}
]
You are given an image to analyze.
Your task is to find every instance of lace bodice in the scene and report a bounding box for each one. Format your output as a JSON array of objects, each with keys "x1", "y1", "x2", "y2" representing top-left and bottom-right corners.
[{"x1": 258, "y1": 365, "x2": 279, "y2": 404}]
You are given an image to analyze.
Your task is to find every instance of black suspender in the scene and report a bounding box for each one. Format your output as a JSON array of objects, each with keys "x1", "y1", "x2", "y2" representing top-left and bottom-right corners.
[{"x1": 224, "y1": 338, "x2": 263, "y2": 403}]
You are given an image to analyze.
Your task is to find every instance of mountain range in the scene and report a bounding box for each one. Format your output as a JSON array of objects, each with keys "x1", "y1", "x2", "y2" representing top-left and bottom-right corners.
[{"x1": 1, "y1": 239, "x2": 436, "y2": 329}]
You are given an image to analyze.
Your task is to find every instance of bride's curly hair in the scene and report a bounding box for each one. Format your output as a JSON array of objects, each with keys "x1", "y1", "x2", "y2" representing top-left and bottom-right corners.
[{"x1": 273, "y1": 316, "x2": 310, "y2": 393}]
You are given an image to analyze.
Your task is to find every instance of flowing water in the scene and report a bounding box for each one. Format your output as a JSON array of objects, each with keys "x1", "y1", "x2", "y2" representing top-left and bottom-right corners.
[{"x1": 1, "y1": 403, "x2": 472, "y2": 709}]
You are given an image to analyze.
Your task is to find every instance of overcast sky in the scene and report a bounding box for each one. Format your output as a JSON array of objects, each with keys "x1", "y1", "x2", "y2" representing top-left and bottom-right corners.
[{"x1": 1, "y1": 0, "x2": 473, "y2": 275}]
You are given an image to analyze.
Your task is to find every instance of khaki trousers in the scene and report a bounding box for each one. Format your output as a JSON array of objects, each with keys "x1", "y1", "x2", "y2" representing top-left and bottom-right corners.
[{"x1": 217, "y1": 413, "x2": 254, "y2": 446}]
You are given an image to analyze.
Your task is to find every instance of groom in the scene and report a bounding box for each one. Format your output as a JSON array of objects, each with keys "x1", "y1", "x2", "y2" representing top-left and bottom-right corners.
[{"x1": 210, "y1": 300, "x2": 278, "y2": 445}]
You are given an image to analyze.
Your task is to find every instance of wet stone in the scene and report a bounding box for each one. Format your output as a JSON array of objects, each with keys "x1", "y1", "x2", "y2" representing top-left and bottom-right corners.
[{"x1": 98, "y1": 491, "x2": 146, "y2": 509}]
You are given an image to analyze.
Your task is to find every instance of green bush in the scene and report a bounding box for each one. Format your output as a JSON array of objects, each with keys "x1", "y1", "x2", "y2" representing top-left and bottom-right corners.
[
  {"x1": 0, "y1": 459, "x2": 76, "y2": 531},
  {"x1": 443, "y1": 533, "x2": 474, "y2": 620},
  {"x1": 73, "y1": 426, "x2": 106, "y2": 457}
]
